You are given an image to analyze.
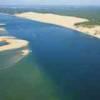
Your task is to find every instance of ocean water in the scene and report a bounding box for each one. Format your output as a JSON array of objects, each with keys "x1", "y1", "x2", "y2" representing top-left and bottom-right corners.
[{"x1": 0, "y1": 12, "x2": 100, "y2": 100}]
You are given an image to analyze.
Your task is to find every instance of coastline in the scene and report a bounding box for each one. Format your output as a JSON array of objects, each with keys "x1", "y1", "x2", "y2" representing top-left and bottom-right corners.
[
  {"x1": 0, "y1": 36, "x2": 29, "y2": 52},
  {"x1": 15, "y1": 12, "x2": 100, "y2": 38}
]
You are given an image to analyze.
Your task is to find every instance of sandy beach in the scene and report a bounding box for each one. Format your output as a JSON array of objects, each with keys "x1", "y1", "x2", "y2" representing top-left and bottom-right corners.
[
  {"x1": 0, "y1": 36, "x2": 29, "y2": 54},
  {"x1": 0, "y1": 23, "x2": 29, "y2": 55},
  {"x1": 15, "y1": 12, "x2": 100, "y2": 38}
]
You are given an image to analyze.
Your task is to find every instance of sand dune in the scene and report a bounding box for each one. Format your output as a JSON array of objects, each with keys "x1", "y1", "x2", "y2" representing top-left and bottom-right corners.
[{"x1": 16, "y1": 12, "x2": 100, "y2": 38}]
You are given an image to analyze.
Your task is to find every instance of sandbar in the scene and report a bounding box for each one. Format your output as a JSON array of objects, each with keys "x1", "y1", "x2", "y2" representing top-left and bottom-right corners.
[{"x1": 0, "y1": 36, "x2": 30, "y2": 69}]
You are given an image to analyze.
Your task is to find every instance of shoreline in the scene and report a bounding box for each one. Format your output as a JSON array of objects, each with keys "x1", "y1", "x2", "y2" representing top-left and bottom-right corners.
[
  {"x1": 0, "y1": 36, "x2": 29, "y2": 53},
  {"x1": 15, "y1": 12, "x2": 100, "y2": 38}
]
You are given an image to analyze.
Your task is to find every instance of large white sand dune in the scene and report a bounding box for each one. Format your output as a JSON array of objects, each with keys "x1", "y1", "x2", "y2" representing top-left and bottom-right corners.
[{"x1": 16, "y1": 12, "x2": 100, "y2": 38}]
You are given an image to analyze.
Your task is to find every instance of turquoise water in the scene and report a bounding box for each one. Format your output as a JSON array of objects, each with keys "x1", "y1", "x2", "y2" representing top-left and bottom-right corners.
[
  {"x1": 0, "y1": 41, "x2": 8, "y2": 46},
  {"x1": 0, "y1": 13, "x2": 100, "y2": 100}
]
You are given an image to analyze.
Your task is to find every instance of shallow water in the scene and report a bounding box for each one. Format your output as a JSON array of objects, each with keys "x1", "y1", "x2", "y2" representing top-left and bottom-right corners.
[
  {"x1": 0, "y1": 13, "x2": 100, "y2": 100},
  {"x1": 0, "y1": 41, "x2": 8, "y2": 46}
]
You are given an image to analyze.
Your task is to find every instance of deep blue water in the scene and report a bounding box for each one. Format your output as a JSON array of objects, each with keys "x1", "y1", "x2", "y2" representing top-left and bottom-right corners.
[{"x1": 0, "y1": 13, "x2": 100, "y2": 100}]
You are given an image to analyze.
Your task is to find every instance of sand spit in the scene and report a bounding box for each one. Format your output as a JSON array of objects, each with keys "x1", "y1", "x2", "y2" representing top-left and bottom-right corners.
[
  {"x1": 0, "y1": 28, "x2": 6, "y2": 32},
  {"x1": 0, "y1": 36, "x2": 30, "y2": 69},
  {"x1": 0, "y1": 23, "x2": 9, "y2": 34},
  {"x1": 0, "y1": 36, "x2": 29, "y2": 52},
  {"x1": 16, "y1": 12, "x2": 100, "y2": 38}
]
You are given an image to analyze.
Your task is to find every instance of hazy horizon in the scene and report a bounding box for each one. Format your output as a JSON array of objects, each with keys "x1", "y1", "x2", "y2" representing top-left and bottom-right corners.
[
  {"x1": 0, "y1": 0, "x2": 100, "y2": 6},
  {"x1": 0, "y1": 4, "x2": 100, "y2": 8}
]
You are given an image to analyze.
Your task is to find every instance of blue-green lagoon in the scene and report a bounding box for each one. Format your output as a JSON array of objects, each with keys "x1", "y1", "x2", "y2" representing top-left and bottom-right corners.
[{"x1": 0, "y1": 8, "x2": 100, "y2": 100}]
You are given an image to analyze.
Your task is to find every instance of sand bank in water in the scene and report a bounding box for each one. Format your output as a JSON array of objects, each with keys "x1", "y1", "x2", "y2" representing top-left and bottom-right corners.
[
  {"x1": 16, "y1": 12, "x2": 100, "y2": 38},
  {"x1": 0, "y1": 36, "x2": 29, "y2": 55},
  {"x1": 0, "y1": 28, "x2": 7, "y2": 32},
  {"x1": 0, "y1": 36, "x2": 30, "y2": 69}
]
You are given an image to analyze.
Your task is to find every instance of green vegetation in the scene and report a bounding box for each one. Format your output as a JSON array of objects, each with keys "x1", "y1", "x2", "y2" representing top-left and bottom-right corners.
[
  {"x1": 0, "y1": 6, "x2": 100, "y2": 26},
  {"x1": 74, "y1": 22, "x2": 95, "y2": 28},
  {"x1": 49, "y1": 6, "x2": 100, "y2": 26}
]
